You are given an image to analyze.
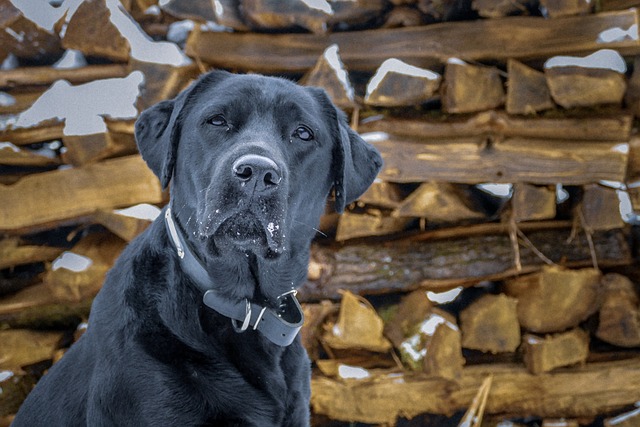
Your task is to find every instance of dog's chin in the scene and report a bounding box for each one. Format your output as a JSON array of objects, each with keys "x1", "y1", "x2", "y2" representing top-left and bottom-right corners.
[{"x1": 207, "y1": 214, "x2": 284, "y2": 260}]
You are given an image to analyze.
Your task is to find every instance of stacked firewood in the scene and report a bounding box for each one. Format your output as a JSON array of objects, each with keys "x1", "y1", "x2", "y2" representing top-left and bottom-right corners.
[{"x1": 2, "y1": 0, "x2": 640, "y2": 425}]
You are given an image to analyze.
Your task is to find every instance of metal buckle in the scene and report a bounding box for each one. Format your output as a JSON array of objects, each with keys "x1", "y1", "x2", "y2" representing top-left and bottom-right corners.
[
  {"x1": 276, "y1": 289, "x2": 298, "y2": 318},
  {"x1": 231, "y1": 299, "x2": 252, "y2": 333}
]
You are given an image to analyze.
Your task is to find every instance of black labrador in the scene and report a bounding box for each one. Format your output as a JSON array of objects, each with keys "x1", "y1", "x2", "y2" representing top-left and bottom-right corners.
[{"x1": 12, "y1": 70, "x2": 382, "y2": 426}]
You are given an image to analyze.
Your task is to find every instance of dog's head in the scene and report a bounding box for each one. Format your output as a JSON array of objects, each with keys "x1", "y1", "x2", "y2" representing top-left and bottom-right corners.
[{"x1": 135, "y1": 70, "x2": 381, "y2": 263}]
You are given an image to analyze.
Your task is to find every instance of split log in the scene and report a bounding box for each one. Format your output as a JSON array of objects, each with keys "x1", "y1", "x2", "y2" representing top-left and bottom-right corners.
[
  {"x1": 310, "y1": 358, "x2": 640, "y2": 424},
  {"x1": 381, "y1": 6, "x2": 424, "y2": 28},
  {"x1": 0, "y1": 236, "x2": 64, "y2": 270},
  {"x1": 0, "y1": 329, "x2": 62, "y2": 371},
  {"x1": 459, "y1": 294, "x2": 521, "y2": 353},
  {"x1": 596, "y1": 273, "x2": 640, "y2": 347},
  {"x1": 441, "y1": 61, "x2": 504, "y2": 114},
  {"x1": 625, "y1": 56, "x2": 640, "y2": 117},
  {"x1": 506, "y1": 60, "x2": 554, "y2": 115},
  {"x1": 0, "y1": 370, "x2": 38, "y2": 417},
  {"x1": 299, "y1": 224, "x2": 630, "y2": 301},
  {"x1": 335, "y1": 210, "x2": 411, "y2": 241},
  {"x1": 364, "y1": 59, "x2": 442, "y2": 107},
  {"x1": 370, "y1": 135, "x2": 627, "y2": 185},
  {"x1": 240, "y1": 0, "x2": 333, "y2": 33},
  {"x1": 358, "y1": 181, "x2": 405, "y2": 209},
  {"x1": 61, "y1": 132, "x2": 136, "y2": 166},
  {"x1": 321, "y1": 291, "x2": 392, "y2": 353},
  {"x1": 511, "y1": 183, "x2": 556, "y2": 222},
  {"x1": 0, "y1": 118, "x2": 64, "y2": 146},
  {"x1": 540, "y1": 0, "x2": 592, "y2": 16},
  {"x1": 92, "y1": 208, "x2": 155, "y2": 242},
  {"x1": 301, "y1": 44, "x2": 356, "y2": 110},
  {"x1": 185, "y1": 9, "x2": 640, "y2": 73},
  {"x1": 522, "y1": 328, "x2": 590, "y2": 374},
  {"x1": 0, "y1": 155, "x2": 163, "y2": 233},
  {"x1": 160, "y1": 0, "x2": 217, "y2": 22},
  {"x1": 62, "y1": 0, "x2": 131, "y2": 62},
  {"x1": 545, "y1": 51, "x2": 627, "y2": 109},
  {"x1": 472, "y1": 0, "x2": 531, "y2": 17},
  {"x1": 130, "y1": 59, "x2": 199, "y2": 111},
  {"x1": 504, "y1": 266, "x2": 601, "y2": 333},
  {"x1": 301, "y1": 301, "x2": 338, "y2": 360},
  {"x1": 358, "y1": 110, "x2": 633, "y2": 142},
  {"x1": 0, "y1": 65, "x2": 129, "y2": 90},
  {"x1": 0, "y1": 143, "x2": 61, "y2": 167},
  {"x1": 580, "y1": 184, "x2": 625, "y2": 231},
  {"x1": 392, "y1": 182, "x2": 489, "y2": 222},
  {"x1": 208, "y1": 0, "x2": 249, "y2": 31},
  {"x1": 604, "y1": 406, "x2": 640, "y2": 427},
  {"x1": 384, "y1": 289, "x2": 434, "y2": 348}
]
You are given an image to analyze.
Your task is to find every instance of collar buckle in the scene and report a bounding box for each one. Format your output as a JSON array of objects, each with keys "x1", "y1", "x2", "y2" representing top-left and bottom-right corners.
[{"x1": 231, "y1": 299, "x2": 252, "y2": 333}]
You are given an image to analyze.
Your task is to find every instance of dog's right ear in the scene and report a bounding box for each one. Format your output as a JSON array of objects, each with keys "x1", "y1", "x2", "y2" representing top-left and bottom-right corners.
[{"x1": 135, "y1": 70, "x2": 233, "y2": 189}]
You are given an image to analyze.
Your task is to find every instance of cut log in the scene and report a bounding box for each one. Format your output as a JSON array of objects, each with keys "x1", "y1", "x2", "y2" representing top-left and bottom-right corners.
[
  {"x1": 0, "y1": 65, "x2": 129, "y2": 90},
  {"x1": 335, "y1": 210, "x2": 410, "y2": 241},
  {"x1": 0, "y1": 143, "x2": 61, "y2": 167},
  {"x1": 301, "y1": 44, "x2": 355, "y2": 110},
  {"x1": 299, "y1": 225, "x2": 630, "y2": 301},
  {"x1": 0, "y1": 155, "x2": 163, "y2": 233},
  {"x1": 604, "y1": 406, "x2": 640, "y2": 427},
  {"x1": 545, "y1": 51, "x2": 627, "y2": 109},
  {"x1": 160, "y1": 0, "x2": 217, "y2": 21},
  {"x1": 522, "y1": 328, "x2": 590, "y2": 374},
  {"x1": 130, "y1": 59, "x2": 199, "y2": 111},
  {"x1": 628, "y1": 137, "x2": 640, "y2": 183},
  {"x1": 186, "y1": 9, "x2": 640, "y2": 73},
  {"x1": 472, "y1": 0, "x2": 531, "y2": 17},
  {"x1": 625, "y1": 56, "x2": 640, "y2": 117},
  {"x1": 0, "y1": 329, "x2": 62, "y2": 371},
  {"x1": 392, "y1": 182, "x2": 488, "y2": 222},
  {"x1": 580, "y1": 184, "x2": 625, "y2": 231},
  {"x1": 358, "y1": 181, "x2": 405, "y2": 209},
  {"x1": 381, "y1": 6, "x2": 424, "y2": 28},
  {"x1": 504, "y1": 266, "x2": 601, "y2": 333},
  {"x1": 370, "y1": 135, "x2": 628, "y2": 185},
  {"x1": 364, "y1": 59, "x2": 442, "y2": 107},
  {"x1": 0, "y1": 370, "x2": 38, "y2": 417},
  {"x1": 506, "y1": 59, "x2": 554, "y2": 115},
  {"x1": 62, "y1": 0, "x2": 131, "y2": 62},
  {"x1": 0, "y1": 236, "x2": 64, "y2": 270},
  {"x1": 596, "y1": 273, "x2": 640, "y2": 347},
  {"x1": 240, "y1": 0, "x2": 333, "y2": 33},
  {"x1": 511, "y1": 184, "x2": 556, "y2": 222},
  {"x1": 441, "y1": 60, "x2": 505, "y2": 114},
  {"x1": 301, "y1": 301, "x2": 338, "y2": 360},
  {"x1": 459, "y1": 293, "x2": 521, "y2": 354},
  {"x1": 384, "y1": 289, "x2": 433, "y2": 348},
  {"x1": 322, "y1": 291, "x2": 392, "y2": 353},
  {"x1": 310, "y1": 358, "x2": 640, "y2": 424},
  {"x1": 540, "y1": 0, "x2": 592, "y2": 17},
  {"x1": 0, "y1": 117, "x2": 64, "y2": 146},
  {"x1": 92, "y1": 207, "x2": 156, "y2": 242},
  {"x1": 61, "y1": 132, "x2": 136, "y2": 166},
  {"x1": 208, "y1": 0, "x2": 250, "y2": 31},
  {"x1": 358, "y1": 110, "x2": 633, "y2": 142}
]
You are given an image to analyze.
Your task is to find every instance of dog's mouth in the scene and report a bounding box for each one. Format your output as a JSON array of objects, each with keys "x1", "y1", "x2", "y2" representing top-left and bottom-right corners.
[{"x1": 205, "y1": 211, "x2": 285, "y2": 259}]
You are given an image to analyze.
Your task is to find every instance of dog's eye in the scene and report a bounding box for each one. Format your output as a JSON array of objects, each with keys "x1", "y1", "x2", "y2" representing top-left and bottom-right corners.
[
  {"x1": 208, "y1": 114, "x2": 228, "y2": 127},
  {"x1": 293, "y1": 126, "x2": 314, "y2": 141}
]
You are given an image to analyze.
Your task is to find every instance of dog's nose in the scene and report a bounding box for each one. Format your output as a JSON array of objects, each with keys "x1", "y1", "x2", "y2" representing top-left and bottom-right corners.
[{"x1": 232, "y1": 154, "x2": 282, "y2": 193}]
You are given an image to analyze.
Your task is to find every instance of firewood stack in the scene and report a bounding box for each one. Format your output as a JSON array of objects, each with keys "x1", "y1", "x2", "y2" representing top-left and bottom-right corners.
[{"x1": 1, "y1": 0, "x2": 640, "y2": 425}]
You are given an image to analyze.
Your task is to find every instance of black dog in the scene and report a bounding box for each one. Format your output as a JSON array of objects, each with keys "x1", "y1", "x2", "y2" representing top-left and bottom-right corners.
[{"x1": 12, "y1": 71, "x2": 382, "y2": 426}]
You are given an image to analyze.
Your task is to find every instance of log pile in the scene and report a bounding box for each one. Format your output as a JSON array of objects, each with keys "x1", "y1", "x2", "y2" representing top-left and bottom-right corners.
[{"x1": 1, "y1": 0, "x2": 640, "y2": 425}]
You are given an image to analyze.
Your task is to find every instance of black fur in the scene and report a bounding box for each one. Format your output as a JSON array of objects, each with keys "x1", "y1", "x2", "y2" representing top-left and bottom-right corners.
[{"x1": 13, "y1": 71, "x2": 382, "y2": 426}]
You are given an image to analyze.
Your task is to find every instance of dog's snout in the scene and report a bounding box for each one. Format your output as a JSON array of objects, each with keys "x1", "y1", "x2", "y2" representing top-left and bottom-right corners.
[{"x1": 232, "y1": 154, "x2": 282, "y2": 193}]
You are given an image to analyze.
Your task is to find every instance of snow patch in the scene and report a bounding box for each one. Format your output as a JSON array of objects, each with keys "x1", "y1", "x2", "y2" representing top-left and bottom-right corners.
[
  {"x1": 477, "y1": 183, "x2": 512, "y2": 198},
  {"x1": 324, "y1": 44, "x2": 354, "y2": 101},
  {"x1": 361, "y1": 132, "x2": 389, "y2": 143},
  {"x1": 598, "y1": 24, "x2": 638, "y2": 43},
  {"x1": 114, "y1": 204, "x2": 161, "y2": 221},
  {"x1": 15, "y1": 71, "x2": 144, "y2": 136},
  {"x1": 0, "y1": 92, "x2": 16, "y2": 107},
  {"x1": 338, "y1": 364, "x2": 370, "y2": 380},
  {"x1": 53, "y1": 49, "x2": 87, "y2": 69},
  {"x1": 167, "y1": 20, "x2": 195, "y2": 45},
  {"x1": 9, "y1": 0, "x2": 65, "y2": 32},
  {"x1": 544, "y1": 49, "x2": 626, "y2": 73},
  {"x1": 0, "y1": 371, "x2": 13, "y2": 382},
  {"x1": 427, "y1": 287, "x2": 463, "y2": 304},
  {"x1": 0, "y1": 142, "x2": 20, "y2": 152},
  {"x1": 52, "y1": 251, "x2": 93, "y2": 272},
  {"x1": 302, "y1": 0, "x2": 333, "y2": 14},
  {"x1": 367, "y1": 58, "x2": 440, "y2": 98}
]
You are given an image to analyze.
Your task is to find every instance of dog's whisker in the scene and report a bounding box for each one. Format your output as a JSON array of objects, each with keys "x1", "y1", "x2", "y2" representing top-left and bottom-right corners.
[{"x1": 292, "y1": 219, "x2": 327, "y2": 237}]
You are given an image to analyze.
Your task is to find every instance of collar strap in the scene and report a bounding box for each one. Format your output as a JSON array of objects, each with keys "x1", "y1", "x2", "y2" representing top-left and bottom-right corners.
[{"x1": 163, "y1": 207, "x2": 304, "y2": 347}]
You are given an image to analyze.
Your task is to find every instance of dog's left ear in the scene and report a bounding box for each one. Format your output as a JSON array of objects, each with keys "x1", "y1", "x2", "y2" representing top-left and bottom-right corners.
[
  {"x1": 309, "y1": 88, "x2": 383, "y2": 213},
  {"x1": 135, "y1": 70, "x2": 232, "y2": 189}
]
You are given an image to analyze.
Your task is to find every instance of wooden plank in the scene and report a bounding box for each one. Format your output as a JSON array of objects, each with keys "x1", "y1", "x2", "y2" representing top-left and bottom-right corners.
[
  {"x1": 298, "y1": 224, "x2": 631, "y2": 301},
  {"x1": 0, "y1": 65, "x2": 129, "y2": 89},
  {"x1": 0, "y1": 155, "x2": 162, "y2": 232},
  {"x1": 0, "y1": 118, "x2": 64, "y2": 146},
  {"x1": 370, "y1": 135, "x2": 627, "y2": 184},
  {"x1": 359, "y1": 111, "x2": 633, "y2": 142},
  {"x1": 310, "y1": 359, "x2": 640, "y2": 423},
  {"x1": 186, "y1": 9, "x2": 640, "y2": 73}
]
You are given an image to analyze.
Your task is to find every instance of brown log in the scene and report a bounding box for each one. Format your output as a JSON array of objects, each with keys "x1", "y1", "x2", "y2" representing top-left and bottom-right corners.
[
  {"x1": 0, "y1": 155, "x2": 163, "y2": 233},
  {"x1": 506, "y1": 60, "x2": 554, "y2": 115},
  {"x1": 392, "y1": 182, "x2": 488, "y2": 222},
  {"x1": 130, "y1": 59, "x2": 199, "y2": 111},
  {"x1": 604, "y1": 406, "x2": 640, "y2": 427},
  {"x1": 504, "y1": 266, "x2": 601, "y2": 333},
  {"x1": 0, "y1": 65, "x2": 129, "y2": 90},
  {"x1": 381, "y1": 6, "x2": 424, "y2": 28},
  {"x1": 0, "y1": 370, "x2": 37, "y2": 417},
  {"x1": 522, "y1": 328, "x2": 590, "y2": 374},
  {"x1": 370, "y1": 135, "x2": 627, "y2": 185},
  {"x1": 358, "y1": 110, "x2": 633, "y2": 141},
  {"x1": 92, "y1": 209, "x2": 154, "y2": 242},
  {"x1": 364, "y1": 59, "x2": 442, "y2": 107},
  {"x1": 511, "y1": 183, "x2": 556, "y2": 222},
  {"x1": 0, "y1": 236, "x2": 64, "y2": 270},
  {"x1": 0, "y1": 117, "x2": 64, "y2": 146},
  {"x1": 580, "y1": 184, "x2": 625, "y2": 231},
  {"x1": 160, "y1": 0, "x2": 216, "y2": 21},
  {"x1": 335, "y1": 210, "x2": 410, "y2": 241},
  {"x1": 61, "y1": 132, "x2": 136, "y2": 166},
  {"x1": 441, "y1": 61, "x2": 504, "y2": 114},
  {"x1": 310, "y1": 358, "x2": 640, "y2": 423},
  {"x1": 357, "y1": 181, "x2": 405, "y2": 209},
  {"x1": 422, "y1": 312, "x2": 464, "y2": 380},
  {"x1": 301, "y1": 45, "x2": 356, "y2": 110},
  {"x1": 384, "y1": 289, "x2": 434, "y2": 348},
  {"x1": 185, "y1": 9, "x2": 640, "y2": 73},
  {"x1": 472, "y1": 0, "x2": 531, "y2": 17},
  {"x1": 596, "y1": 273, "x2": 640, "y2": 347},
  {"x1": 459, "y1": 294, "x2": 521, "y2": 353},
  {"x1": 0, "y1": 329, "x2": 62, "y2": 371},
  {"x1": 298, "y1": 224, "x2": 631, "y2": 301},
  {"x1": 545, "y1": 66, "x2": 626, "y2": 109},
  {"x1": 0, "y1": 143, "x2": 61, "y2": 167},
  {"x1": 539, "y1": 0, "x2": 592, "y2": 17},
  {"x1": 625, "y1": 56, "x2": 640, "y2": 117},
  {"x1": 62, "y1": 0, "x2": 131, "y2": 62}
]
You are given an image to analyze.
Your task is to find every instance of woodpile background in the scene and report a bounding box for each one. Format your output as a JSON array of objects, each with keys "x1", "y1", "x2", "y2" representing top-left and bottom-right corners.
[{"x1": 2, "y1": 0, "x2": 640, "y2": 425}]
